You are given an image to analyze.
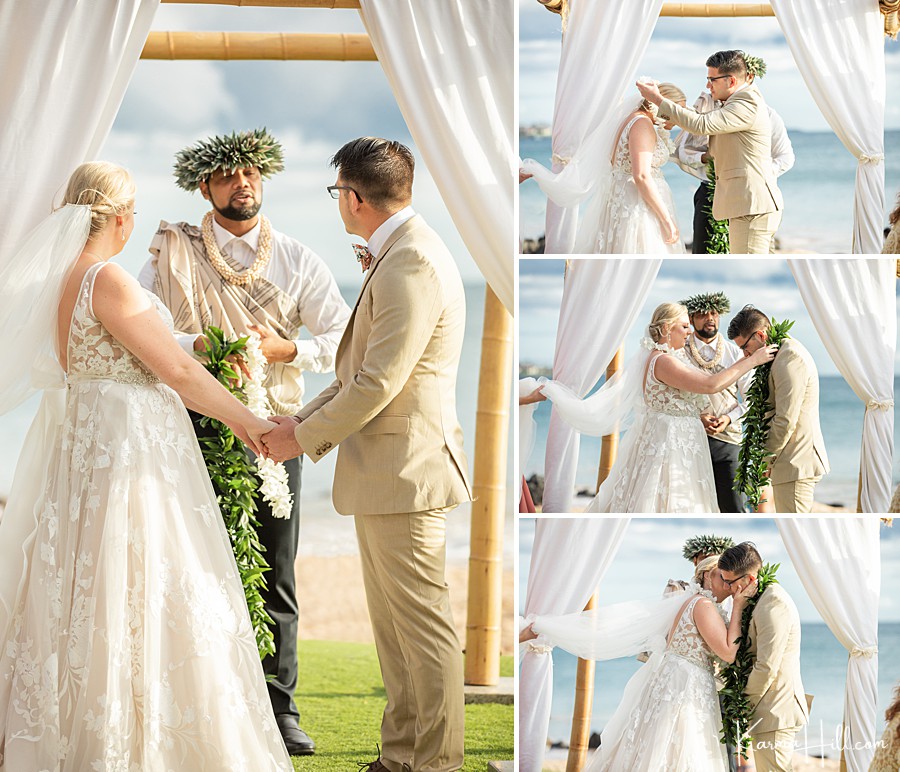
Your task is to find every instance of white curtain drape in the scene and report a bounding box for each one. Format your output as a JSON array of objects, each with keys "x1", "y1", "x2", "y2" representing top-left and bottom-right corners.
[
  {"x1": 519, "y1": 518, "x2": 630, "y2": 772},
  {"x1": 520, "y1": 0, "x2": 664, "y2": 253},
  {"x1": 788, "y1": 259, "x2": 895, "y2": 512},
  {"x1": 0, "y1": 1, "x2": 159, "y2": 266},
  {"x1": 543, "y1": 259, "x2": 661, "y2": 513},
  {"x1": 777, "y1": 519, "x2": 881, "y2": 772},
  {"x1": 771, "y1": 0, "x2": 886, "y2": 253},
  {"x1": 358, "y1": 0, "x2": 514, "y2": 310},
  {"x1": 519, "y1": 377, "x2": 541, "y2": 483}
]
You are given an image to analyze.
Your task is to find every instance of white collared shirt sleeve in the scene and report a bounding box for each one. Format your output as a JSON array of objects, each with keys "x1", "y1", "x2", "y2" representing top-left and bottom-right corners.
[
  {"x1": 283, "y1": 243, "x2": 351, "y2": 372},
  {"x1": 137, "y1": 252, "x2": 200, "y2": 356},
  {"x1": 724, "y1": 339, "x2": 751, "y2": 425},
  {"x1": 673, "y1": 92, "x2": 715, "y2": 181},
  {"x1": 768, "y1": 107, "x2": 795, "y2": 177}
]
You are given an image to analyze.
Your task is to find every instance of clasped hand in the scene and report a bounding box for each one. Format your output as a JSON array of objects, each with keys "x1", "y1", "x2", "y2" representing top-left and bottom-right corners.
[{"x1": 255, "y1": 415, "x2": 304, "y2": 463}]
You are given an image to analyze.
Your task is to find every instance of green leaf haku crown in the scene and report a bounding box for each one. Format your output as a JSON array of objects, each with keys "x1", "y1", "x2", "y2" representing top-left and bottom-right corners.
[
  {"x1": 682, "y1": 534, "x2": 735, "y2": 561},
  {"x1": 173, "y1": 127, "x2": 285, "y2": 192},
  {"x1": 719, "y1": 562, "x2": 780, "y2": 754},
  {"x1": 733, "y1": 318, "x2": 795, "y2": 508}
]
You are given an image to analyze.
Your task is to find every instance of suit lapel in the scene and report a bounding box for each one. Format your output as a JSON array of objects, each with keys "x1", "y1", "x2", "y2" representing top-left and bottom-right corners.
[{"x1": 336, "y1": 215, "x2": 424, "y2": 363}]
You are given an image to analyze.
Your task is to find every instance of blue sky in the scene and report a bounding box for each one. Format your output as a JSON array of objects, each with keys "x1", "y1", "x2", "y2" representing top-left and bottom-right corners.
[
  {"x1": 518, "y1": 0, "x2": 900, "y2": 132},
  {"x1": 518, "y1": 257, "x2": 900, "y2": 376},
  {"x1": 100, "y1": 4, "x2": 482, "y2": 285}
]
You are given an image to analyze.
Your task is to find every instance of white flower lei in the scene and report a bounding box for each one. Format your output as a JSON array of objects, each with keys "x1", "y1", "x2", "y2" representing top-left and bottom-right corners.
[{"x1": 243, "y1": 333, "x2": 293, "y2": 519}]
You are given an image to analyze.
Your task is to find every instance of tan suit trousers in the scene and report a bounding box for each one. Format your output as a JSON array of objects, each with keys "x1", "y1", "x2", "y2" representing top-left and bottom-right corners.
[
  {"x1": 729, "y1": 211, "x2": 782, "y2": 254},
  {"x1": 773, "y1": 476, "x2": 821, "y2": 514},
  {"x1": 752, "y1": 728, "x2": 799, "y2": 771},
  {"x1": 355, "y1": 508, "x2": 465, "y2": 772}
]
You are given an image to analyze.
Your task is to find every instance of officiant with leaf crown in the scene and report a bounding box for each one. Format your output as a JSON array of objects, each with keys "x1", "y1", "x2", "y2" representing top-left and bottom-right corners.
[
  {"x1": 680, "y1": 291, "x2": 751, "y2": 513},
  {"x1": 139, "y1": 128, "x2": 351, "y2": 756}
]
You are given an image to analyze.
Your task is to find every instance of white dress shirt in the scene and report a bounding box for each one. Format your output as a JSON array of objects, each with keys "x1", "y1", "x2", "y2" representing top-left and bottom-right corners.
[
  {"x1": 139, "y1": 218, "x2": 351, "y2": 378},
  {"x1": 364, "y1": 205, "x2": 416, "y2": 258},
  {"x1": 690, "y1": 332, "x2": 751, "y2": 427},
  {"x1": 672, "y1": 90, "x2": 795, "y2": 181}
]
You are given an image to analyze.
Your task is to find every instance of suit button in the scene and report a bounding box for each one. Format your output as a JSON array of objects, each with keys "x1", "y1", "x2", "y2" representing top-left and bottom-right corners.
[{"x1": 324, "y1": 442, "x2": 332, "y2": 450}]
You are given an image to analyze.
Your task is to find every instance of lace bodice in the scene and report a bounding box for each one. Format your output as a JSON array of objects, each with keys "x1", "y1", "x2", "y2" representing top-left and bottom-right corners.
[
  {"x1": 66, "y1": 262, "x2": 170, "y2": 387},
  {"x1": 644, "y1": 353, "x2": 706, "y2": 417},
  {"x1": 612, "y1": 114, "x2": 670, "y2": 179},
  {"x1": 667, "y1": 595, "x2": 716, "y2": 672}
]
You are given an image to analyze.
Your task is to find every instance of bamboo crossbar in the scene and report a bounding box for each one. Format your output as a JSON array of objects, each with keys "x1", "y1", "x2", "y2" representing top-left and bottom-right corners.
[
  {"x1": 660, "y1": 3, "x2": 775, "y2": 16},
  {"x1": 161, "y1": 0, "x2": 359, "y2": 7},
  {"x1": 141, "y1": 30, "x2": 375, "y2": 60}
]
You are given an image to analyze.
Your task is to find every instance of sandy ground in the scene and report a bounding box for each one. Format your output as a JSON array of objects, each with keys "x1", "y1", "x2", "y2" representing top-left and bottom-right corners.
[{"x1": 295, "y1": 553, "x2": 516, "y2": 656}]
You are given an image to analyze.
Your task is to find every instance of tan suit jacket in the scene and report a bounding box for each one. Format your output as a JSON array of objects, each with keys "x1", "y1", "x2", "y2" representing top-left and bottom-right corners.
[
  {"x1": 765, "y1": 338, "x2": 829, "y2": 484},
  {"x1": 745, "y1": 583, "x2": 809, "y2": 734},
  {"x1": 293, "y1": 215, "x2": 473, "y2": 516},
  {"x1": 658, "y1": 85, "x2": 783, "y2": 220}
]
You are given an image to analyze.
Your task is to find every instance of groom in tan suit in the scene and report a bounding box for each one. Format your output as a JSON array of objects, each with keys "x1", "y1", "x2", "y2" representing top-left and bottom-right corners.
[
  {"x1": 638, "y1": 50, "x2": 783, "y2": 253},
  {"x1": 719, "y1": 543, "x2": 809, "y2": 772},
  {"x1": 261, "y1": 137, "x2": 472, "y2": 772},
  {"x1": 728, "y1": 306, "x2": 829, "y2": 513}
]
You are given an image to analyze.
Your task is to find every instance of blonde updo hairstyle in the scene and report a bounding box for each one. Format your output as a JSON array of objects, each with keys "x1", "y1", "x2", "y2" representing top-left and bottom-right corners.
[
  {"x1": 648, "y1": 302, "x2": 688, "y2": 344},
  {"x1": 59, "y1": 162, "x2": 135, "y2": 240},
  {"x1": 694, "y1": 554, "x2": 721, "y2": 588}
]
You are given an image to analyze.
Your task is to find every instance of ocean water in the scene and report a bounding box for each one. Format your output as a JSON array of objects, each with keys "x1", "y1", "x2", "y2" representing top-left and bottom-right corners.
[
  {"x1": 0, "y1": 283, "x2": 515, "y2": 560},
  {"x1": 520, "y1": 374, "x2": 900, "y2": 509},
  {"x1": 519, "y1": 130, "x2": 900, "y2": 253}
]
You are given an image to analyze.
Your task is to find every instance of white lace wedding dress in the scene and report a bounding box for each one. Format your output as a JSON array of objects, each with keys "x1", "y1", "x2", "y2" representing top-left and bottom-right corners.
[
  {"x1": 587, "y1": 351, "x2": 718, "y2": 512},
  {"x1": 583, "y1": 594, "x2": 728, "y2": 771},
  {"x1": 587, "y1": 114, "x2": 684, "y2": 254},
  {"x1": 0, "y1": 263, "x2": 291, "y2": 771}
]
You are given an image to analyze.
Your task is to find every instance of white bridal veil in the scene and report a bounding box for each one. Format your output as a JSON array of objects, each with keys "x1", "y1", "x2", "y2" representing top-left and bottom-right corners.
[{"x1": 0, "y1": 204, "x2": 91, "y2": 654}]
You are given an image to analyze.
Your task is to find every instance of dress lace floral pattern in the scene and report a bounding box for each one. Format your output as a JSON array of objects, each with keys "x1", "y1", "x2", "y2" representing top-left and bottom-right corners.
[
  {"x1": 588, "y1": 351, "x2": 718, "y2": 513},
  {"x1": 584, "y1": 594, "x2": 728, "y2": 772},
  {"x1": 590, "y1": 114, "x2": 684, "y2": 255},
  {"x1": 0, "y1": 263, "x2": 291, "y2": 771}
]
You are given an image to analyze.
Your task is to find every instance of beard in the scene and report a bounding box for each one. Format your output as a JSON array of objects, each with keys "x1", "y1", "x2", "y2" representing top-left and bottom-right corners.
[
  {"x1": 212, "y1": 193, "x2": 262, "y2": 221},
  {"x1": 694, "y1": 325, "x2": 718, "y2": 341}
]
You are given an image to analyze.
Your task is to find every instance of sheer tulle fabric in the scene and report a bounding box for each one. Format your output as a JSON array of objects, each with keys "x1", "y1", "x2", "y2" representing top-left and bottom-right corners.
[
  {"x1": 542, "y1": 348, "x2": 718, "y2": 513},
  {"x1": 0, "y1": 264, "x2": 291, "y2": 771},
  {"x1": 575, "y1": 114, "x2": 684, "y2": 255},
  {"x1": 531, "y1": 593, "x2": 728, "y2": 772}
]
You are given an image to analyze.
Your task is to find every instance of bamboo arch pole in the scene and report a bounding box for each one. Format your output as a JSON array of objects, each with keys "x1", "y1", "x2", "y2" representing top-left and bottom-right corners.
[
  {"x1": 565, "y1": 592, "x2": 599, "y2": 772},
  {"x1": 466, "y1": 286, "x2": 513, "y2": 686},
  {"x1": 660, "y1": 3, "x2": 774, "y2": 16},
  {"x1": 595, "y1": 346, "x2": 624, "y2": 493},
  {"x1": 141, "y1": 31, "x2": 375, "y2": 60}
]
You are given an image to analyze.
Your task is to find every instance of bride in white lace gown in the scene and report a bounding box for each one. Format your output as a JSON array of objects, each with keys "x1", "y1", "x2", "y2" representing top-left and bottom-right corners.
[
  {"x1": 0, "y1": 163, "x2": 291, "y2": 770},
  {"x1": 522, "y1": 557, "x2": 756, "y2": 771},
  {"x1": 542, "y1": 302, "x2": 775, "y2": 513},
  {"x1": 581, "y1": 84, "x2": 686, "y2": 255}
]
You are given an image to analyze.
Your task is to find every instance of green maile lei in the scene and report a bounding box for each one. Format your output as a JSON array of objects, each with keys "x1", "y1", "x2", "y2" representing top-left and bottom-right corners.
[
  {"x1": 733, "y1": 319, "x2": 795, "y2": 508},
  {"x1": 704, "y1": 159, "x2": 730, "y2": 254},
  {"x1": 195, "y1": 325, "x2": 275, "y2": 661},
  {"x1": 719, "y1": 562, "x2": 780, "y2": 754}
]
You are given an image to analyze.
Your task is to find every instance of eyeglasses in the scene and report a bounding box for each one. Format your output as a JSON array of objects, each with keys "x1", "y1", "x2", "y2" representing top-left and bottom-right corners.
[
  {"x1": 739, "y1": 330, "x2": 764, "y2": 353},
  {"x1": 707, "y1": 74, "x2": 732, "y2": 83},
  {"x1": 327, "y1": 185, "x2": 363, "y2": 203},
  {"x1": 721, "y1": 573, "x2": 748, "y2": 588}
]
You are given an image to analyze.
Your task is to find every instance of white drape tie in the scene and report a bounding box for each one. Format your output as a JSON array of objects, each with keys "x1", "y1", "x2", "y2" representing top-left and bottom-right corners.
[
  {"x1": 849, "y1": 645, "x2": 878, "y2": 658},
  {"x1": 525, "y1": 641, "x2": 554, "y2": 655},
  {"x1": 866, "y1": 399, "x2": 894, "y2": 410},
  {"x1": 551, "y1": 153, "x2": 571, "y2": 167},
  {"x1": 858, "y1": 153, "x2": 885, "y2": 164}
]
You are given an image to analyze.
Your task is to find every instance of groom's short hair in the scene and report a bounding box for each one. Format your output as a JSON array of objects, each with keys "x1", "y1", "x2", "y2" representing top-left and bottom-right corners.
[
  {"x1": 719, "y1": 542, "x2": 763, "y2": 576},
  {"x1": 706, "y1": 50, "x2": 748, "y2": 79},
  {"x1": 330, "y1": 137, "x2": 415, "y2": 211},
  {"x1": 727, "y1": 305, "x2": 770, "y2": 341}
]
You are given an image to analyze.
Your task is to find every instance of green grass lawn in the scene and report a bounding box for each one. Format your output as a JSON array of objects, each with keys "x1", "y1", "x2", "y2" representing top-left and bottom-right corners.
[{"x1": 291, "y1": 640, "x2": 514, "y2": 771}]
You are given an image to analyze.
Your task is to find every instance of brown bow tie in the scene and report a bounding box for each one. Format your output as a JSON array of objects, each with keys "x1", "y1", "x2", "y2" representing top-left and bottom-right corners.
[{"x1": 352, "y1": 243, "x2": 374, "y2": 272}]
